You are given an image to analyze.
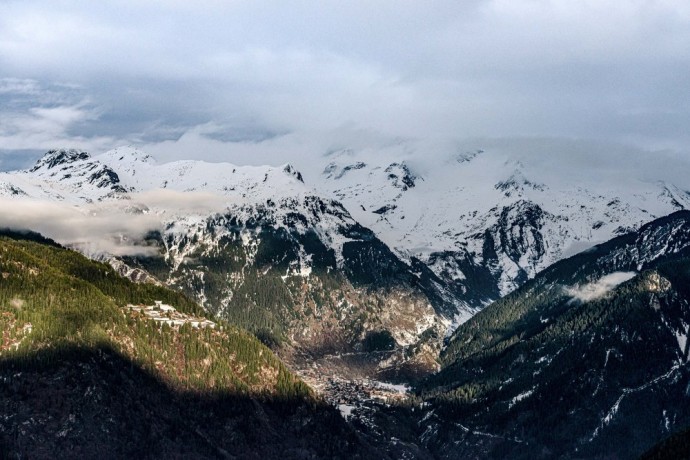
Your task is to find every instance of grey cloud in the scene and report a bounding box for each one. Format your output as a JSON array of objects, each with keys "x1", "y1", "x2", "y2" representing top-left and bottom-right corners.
[
  {"x1": 0, "y1": 197, "x2": 162, "y2": 256},
  {"x1": 0, "y1": 149, "x2": 43, "y2": 171},
  {"x1": 0, "y1": 1, "x2": 689, "y2": 166},
  {"x1": 0, "y1": 78, "x2": 120, "y2": 154},
  {"x1": 0, "y1": 189, "x2": 232, "y2": 255}
]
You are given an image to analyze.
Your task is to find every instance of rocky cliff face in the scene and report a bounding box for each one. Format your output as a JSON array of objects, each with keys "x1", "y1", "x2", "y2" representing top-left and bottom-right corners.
[
  {"x1": 312, "y1": 144, "x2": 690, "y2": 317},
  {"x1": 120, "y1": 197, "x2": 448, "y2": 380}
]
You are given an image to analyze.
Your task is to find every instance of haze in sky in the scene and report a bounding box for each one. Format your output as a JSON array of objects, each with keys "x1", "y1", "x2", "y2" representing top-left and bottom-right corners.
[{"x1": 1, "y1": 0, "x2": 689, "y2": 169}]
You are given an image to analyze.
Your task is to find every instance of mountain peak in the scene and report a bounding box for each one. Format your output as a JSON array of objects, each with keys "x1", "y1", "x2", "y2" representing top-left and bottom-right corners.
[
  {"x1": 455, "y1": 149, "x2": 484, "y2": 163},
  {"x1": 282, "y1": 163, "x2": 304, "y2": 183},
  {"x1": 30, "y1": 149, "x2": 90, "y2": 172},
  {"x1": 99, "y1": 146, "x2": 156, "y2": 165},
  {"x1": 494, "y1": 170, "x2": 546, "y2": 196},
  {"x1": 384, "y1": 162, "x2": 417, "y2": 190}
]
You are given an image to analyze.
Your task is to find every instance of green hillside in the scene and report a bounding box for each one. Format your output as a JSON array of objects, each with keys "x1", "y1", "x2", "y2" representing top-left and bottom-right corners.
[
  {"x1": 0, "y1": 231, "x2": 309, "y2": 397},
  {"x1": 0, "y1": 230, "x2": 385, "y2": 458}
]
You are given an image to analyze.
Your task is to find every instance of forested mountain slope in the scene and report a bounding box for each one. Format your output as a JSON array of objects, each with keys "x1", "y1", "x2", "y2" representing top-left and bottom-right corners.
[
  {"x1": 416, "y1": 211, "x2": 690, "y2": 459},
  {"x1": 0, "y1": 230, "x2": 379, "y2": 459}
]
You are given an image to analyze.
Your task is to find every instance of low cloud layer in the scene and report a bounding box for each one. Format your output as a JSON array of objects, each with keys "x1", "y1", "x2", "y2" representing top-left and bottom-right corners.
[
  {"x1": 0, "y1": 190, "x2": 230, "y2": 256},
  {"x1": 565, "y1": 272, "x2": 637, "y2": 303},
  {"x1": 0, "y1": 197, "x2": 161, "y2": 256}
]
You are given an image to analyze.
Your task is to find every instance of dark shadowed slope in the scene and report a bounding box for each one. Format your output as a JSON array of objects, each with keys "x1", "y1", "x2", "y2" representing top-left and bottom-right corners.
[
  {"x1": 0, "y1": 231, "x2": 380, "y2": 459},
  {"x1": 418, "y1": 211, "x2": 690, "y2": 459}
]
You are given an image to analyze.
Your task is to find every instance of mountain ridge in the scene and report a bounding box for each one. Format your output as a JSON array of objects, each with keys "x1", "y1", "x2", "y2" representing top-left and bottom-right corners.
[
  {"x1": 310, "y1": 142, "x2": 690, "y2": 314},
  {"x1": 0, "y1": 148, "x2": 467, "y2": 384},
  {"x1": 415, "y1": 210, "x2": 690, "y2": 458}
]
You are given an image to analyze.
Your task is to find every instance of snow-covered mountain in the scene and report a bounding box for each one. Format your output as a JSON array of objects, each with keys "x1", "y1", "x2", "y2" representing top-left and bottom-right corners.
[
  {"x1": 4, "y1": 146, "x2": 307, "y2": 204},
  {"x1": 3, "y1": 144, "x2": 690, "y2": 456},
  {"x1": 3, "y1": 143, "x2": 688, "y2": 321},
  {"x1": 0, "y1": 147, "x2": 463, "y2": 381},
  {"x1": 2, "y1": 143, "x2": 688, "y2": 319},
  {"x1": 308, "y1": 142, "x2": 690, "y2": 318}
]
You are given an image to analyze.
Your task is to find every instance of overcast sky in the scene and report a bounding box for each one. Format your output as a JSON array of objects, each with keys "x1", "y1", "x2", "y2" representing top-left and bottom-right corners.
[{"x1": 1, "y1": 0, "x2": 689, "y2": 169}]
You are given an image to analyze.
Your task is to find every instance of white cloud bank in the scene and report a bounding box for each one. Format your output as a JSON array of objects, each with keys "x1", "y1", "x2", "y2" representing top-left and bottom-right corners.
[
  {"x1": 564, "y1": 272, "x2": 637, "y2": 303},
  {"x1": 130, "y1": 189, "x2": 229, "y2": 215},
  {"x1": 0, "y1": 197, "x2": 161, "y2": 256},
  {"x1": 0, "y1": 190, "x2": 230, "y2": 256}
]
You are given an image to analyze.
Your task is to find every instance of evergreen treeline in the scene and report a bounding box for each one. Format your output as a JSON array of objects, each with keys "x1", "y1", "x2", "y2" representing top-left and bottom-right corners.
[
  {"x1": 125, "y1": 225, "x2": 380, "y2": 350},
  {"x1": 416, "y1": 233, "x2": 690, "y2": 458},
  {"x1": 0, "y1": 234, "x2": 310, "y2": 400}
]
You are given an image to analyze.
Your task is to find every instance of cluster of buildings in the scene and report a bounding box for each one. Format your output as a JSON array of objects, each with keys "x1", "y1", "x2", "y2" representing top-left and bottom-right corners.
[{"x1": 124, "y1": 301, "x2": 216, "y2": 329}]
